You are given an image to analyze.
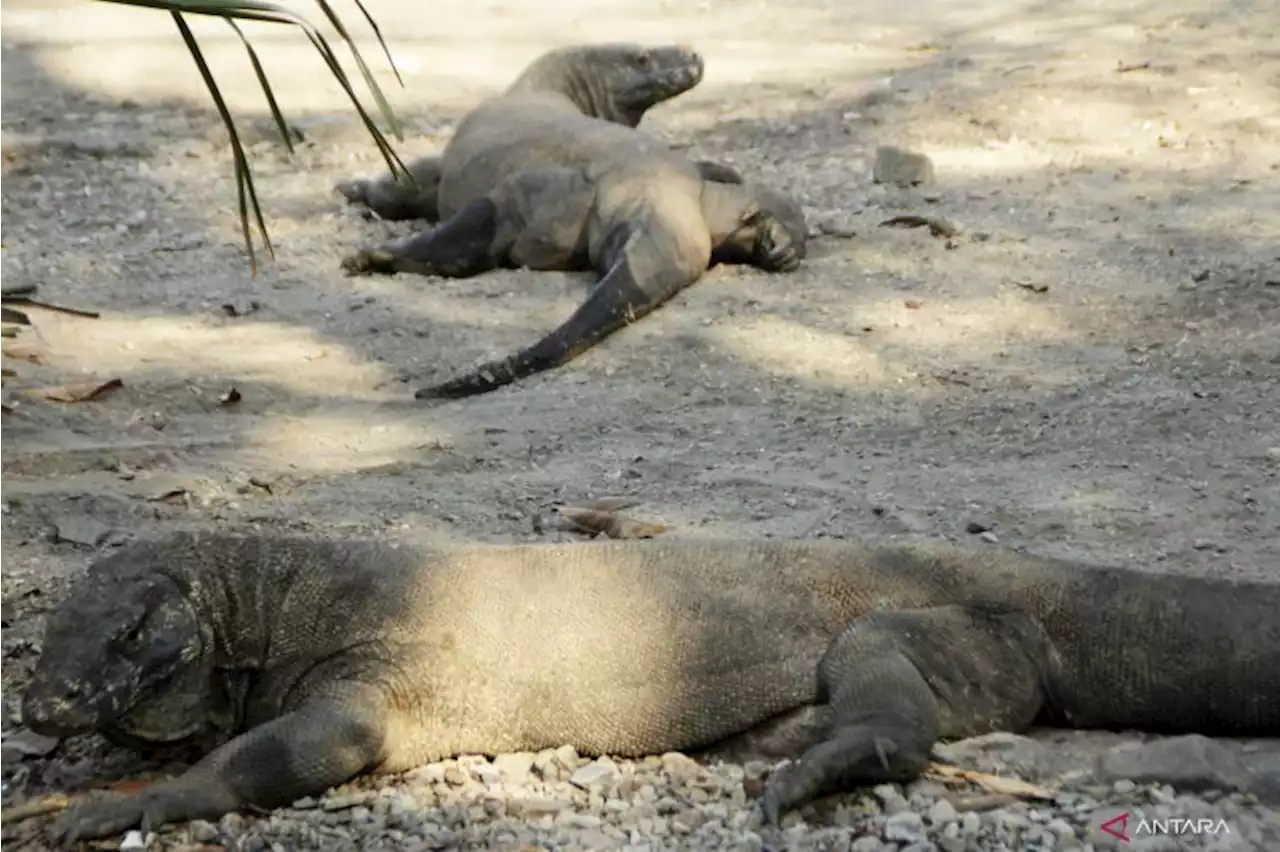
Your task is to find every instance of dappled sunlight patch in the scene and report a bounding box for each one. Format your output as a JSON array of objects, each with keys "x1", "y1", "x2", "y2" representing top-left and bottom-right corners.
[
  {"x1": 700, "y1": 315, "x2": 914, "y2": 389},
  {"x1": 30, "y1": 311, "x2": 394, "y2": 400},
  {"x1": 236, "y1": 411, "x2": 452, "y2": 475}
]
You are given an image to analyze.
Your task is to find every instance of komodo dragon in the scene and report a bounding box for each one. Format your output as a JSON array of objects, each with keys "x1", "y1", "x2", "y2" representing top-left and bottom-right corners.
[
  {"x1": 23, "y1": 532, "x2": 1280, "y2": 844},
  {"x1": 335, "y1": 43, "x2": 808, "y2": 400}
]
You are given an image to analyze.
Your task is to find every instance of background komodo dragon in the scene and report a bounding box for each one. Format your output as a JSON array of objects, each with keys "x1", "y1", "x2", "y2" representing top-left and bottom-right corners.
[
  {"x1": 23, "y1": 532, "x2": 1279, "y2": 844},
  {"x1": 335, "y1": 44, "x2": 807, "y2": 400}
]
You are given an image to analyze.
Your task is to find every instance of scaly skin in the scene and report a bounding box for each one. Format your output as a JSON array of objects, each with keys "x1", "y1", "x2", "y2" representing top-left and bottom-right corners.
[
  {"x1": 22, "y1": 532, "x2": 1280, "y2": 844},
  {"x1": 334, "y1": 43, "x2": 807, "y2": 399}
]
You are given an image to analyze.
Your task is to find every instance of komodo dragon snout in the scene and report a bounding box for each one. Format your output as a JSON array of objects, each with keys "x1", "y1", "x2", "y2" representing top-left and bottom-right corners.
[{"x1": 23, "y1": 573, "x2": 210, "y2": 744}]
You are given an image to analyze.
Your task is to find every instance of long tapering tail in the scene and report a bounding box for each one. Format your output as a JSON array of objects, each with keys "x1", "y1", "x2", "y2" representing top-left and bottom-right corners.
[{"x1": 415, "y1": 222, "x2": 698, "y2": 400}]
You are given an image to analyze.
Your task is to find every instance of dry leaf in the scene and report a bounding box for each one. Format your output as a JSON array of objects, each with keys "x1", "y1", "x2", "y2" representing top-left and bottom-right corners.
[
  {"x1": 2, "y1": 340, "x2": 45, "y2": 363},
  {"x1": 879, "y1": 214, "x2": 960, "y2": 239},
  {"x1": 29, "y1": 378, "x2": 123, "y2": 403},
  {"x1": 558, "y1": 507, "x2": 669, "y2": 540},
  {"x1": 925, "y1": 762, "x2": 1056, "y2": 800}
]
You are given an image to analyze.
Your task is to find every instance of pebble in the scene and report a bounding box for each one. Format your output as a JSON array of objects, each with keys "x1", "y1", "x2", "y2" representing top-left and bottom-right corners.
[
  {"x1": 29, "y1": 745, "x2": 1273, "y2": 851},
  {"x1": 872, "y1": 145, "x2": 937, "y2": 187}
]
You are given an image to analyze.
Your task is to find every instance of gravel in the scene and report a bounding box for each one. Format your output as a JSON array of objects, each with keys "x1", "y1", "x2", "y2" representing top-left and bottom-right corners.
[{"x1": 5, "y1": 734, "x2": 1271, "y2": 850}]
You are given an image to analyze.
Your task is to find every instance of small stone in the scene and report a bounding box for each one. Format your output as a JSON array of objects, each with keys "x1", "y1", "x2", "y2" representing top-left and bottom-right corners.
[
  {"x1": 442, "y1": 765, "x2": 468, "y2": 786},
  {"x1": 189, "y1": 820, "x2": 219, "y2": 842},
  {"x1": 884, "y1": 811, "x2": 926, "y2": 843},
  {"x1": 874, "y1": 783, "x2": 909, "y2": 814},
  {"x1": 928, "y1": 798, "x2": 959, "y2": 825},
  {"x1": 873, "y1": 145, "x2": 937, "y2": 187},
  {"x1": 571, "y1": 758, "x2": 618, "y2": 789},
  {"x1": 119, "y1": 831, "x2": 149, "y2": 851},
  {"x1": 52, "y1": 516, "x2": 113, "y2": 547},
  {"x1": 508, "y1": 796, "x2": 571, "y2": 817},
  {"x1": 322, "y1": 792, "x2": 371, "y2": 810},
  {"x1": 851, "y1": 838, "x2": 885, "y2": 852},
  {"x1": 492, "y1": 751, "x2": 535, "y2": 779},
  {"x1": 1, "y1": 729, "x2": 61, "y2": 758},
  {"x1": 290, "y1": 796, "x2": 317, "y2": 810},
  {"x1": 979, "y1": 530, "x2": 999, "y2": 544},
  {"x1": 1097, "y1": 735, "x2": 1249, "y2": 794},
  {"x1": 965, "y1": 520, "x2": 992, "y2": 534},
  {"x1": 960, "y1": 811, "x2": 982, "y2": 835},
  {"x1": 553, "y1": 744, "x2": 580, "y2": 767},
  {"x1": 662, "y1": 752, "x2": 702, "y2": 781}
]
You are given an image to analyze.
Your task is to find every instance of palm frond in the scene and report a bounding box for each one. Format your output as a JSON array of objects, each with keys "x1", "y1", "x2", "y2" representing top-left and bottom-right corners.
[{"x1": 94, "y1": 0, "x2": 410, "y2": 273}]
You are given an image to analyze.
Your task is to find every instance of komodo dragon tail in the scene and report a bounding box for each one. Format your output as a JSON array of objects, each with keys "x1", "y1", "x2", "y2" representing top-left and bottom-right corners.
[{"x1": 416, "y1": 222, "x2": 696, "y2": 400}]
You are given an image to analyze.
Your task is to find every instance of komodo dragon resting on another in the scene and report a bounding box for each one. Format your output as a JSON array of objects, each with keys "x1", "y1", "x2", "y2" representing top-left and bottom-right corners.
[
  {"x1": 335, "y1": 44, "x2": 807, "y2": 400},
  {"x1": 24, "y1": 533, "x2": 1280, "y2": 844}
]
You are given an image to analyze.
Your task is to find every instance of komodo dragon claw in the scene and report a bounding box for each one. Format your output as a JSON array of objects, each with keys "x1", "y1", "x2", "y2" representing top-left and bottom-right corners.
[{"x1": 340, "y1": 248, "x2": 397, "y2": 276}]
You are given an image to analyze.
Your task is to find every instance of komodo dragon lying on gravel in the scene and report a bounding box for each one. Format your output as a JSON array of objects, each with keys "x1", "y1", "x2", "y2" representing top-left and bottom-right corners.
[
  {"x1": 335, "y1": 43, "x2": 807, "y2": 400},
  {"x1": 23, "y1": 532, "x2": 1279, "y2": 844}
]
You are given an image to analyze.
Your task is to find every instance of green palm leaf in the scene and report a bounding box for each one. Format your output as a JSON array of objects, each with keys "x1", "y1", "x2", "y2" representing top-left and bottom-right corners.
[{"x1": 94, "y1": 0, "x2": 410, "y2": 273}]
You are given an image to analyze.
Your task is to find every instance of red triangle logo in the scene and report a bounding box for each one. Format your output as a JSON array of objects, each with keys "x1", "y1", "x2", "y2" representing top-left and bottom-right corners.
[{"x1": 1100, "y1": 812, "x2": 1130, "y2": 842}]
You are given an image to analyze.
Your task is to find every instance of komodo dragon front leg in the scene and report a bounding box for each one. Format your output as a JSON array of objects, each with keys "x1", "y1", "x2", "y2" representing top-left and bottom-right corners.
[
  {"x1": 46, "y1": 686, "x2": 390, "y2": 846},
  {"x1": 759, "y1": 604, "x2": 1059, "y2": 824}
]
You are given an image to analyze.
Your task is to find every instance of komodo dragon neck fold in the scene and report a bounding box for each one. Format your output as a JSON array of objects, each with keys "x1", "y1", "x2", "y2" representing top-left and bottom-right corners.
[{"x1": 23, "y1": 533, "x2": 1280, "y2": 844}]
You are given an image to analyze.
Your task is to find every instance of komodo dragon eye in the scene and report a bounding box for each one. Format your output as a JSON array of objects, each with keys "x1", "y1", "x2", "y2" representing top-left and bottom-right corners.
[{"x1": 634, "y1": 52, "x2": 653, "y2": 69}]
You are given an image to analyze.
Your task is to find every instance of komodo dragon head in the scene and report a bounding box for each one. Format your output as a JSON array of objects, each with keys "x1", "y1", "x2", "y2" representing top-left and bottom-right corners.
[
  {"x1": 22, "y1": 567, "x2": 214, "y2": 746},
  {"x1": 510, "y1": 43, "x2": 705, "y2": 127}
]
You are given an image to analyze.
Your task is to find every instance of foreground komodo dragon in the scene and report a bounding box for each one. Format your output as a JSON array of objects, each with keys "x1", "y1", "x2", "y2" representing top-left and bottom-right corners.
[
  {"x1": 336, "y1": 44, "x2": 807, "y2": 400},
  {"x1": 23, "y1": 533, "x2": 1279, "y2": 844}
]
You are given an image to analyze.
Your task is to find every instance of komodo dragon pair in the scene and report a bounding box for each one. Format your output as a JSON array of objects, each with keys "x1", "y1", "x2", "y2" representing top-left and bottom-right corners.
[
  {"x1": 23, "y1": 532, "x2": 1280, "y2": 844},
  {"x1": 336, "y1": 44, "x2": 808, "y2": 400}
]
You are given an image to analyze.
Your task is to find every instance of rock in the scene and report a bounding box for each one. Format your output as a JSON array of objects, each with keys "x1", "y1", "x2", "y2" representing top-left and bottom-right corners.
[
  {"x1": 1096, "y1": 735, "x2": 1249, "y2": 793},
  {"x1": 851, "y1": 837, "x2": 886, "y2": 852},
  {"x1": 873, "y1": 783, "x2": 909, "y2": 814},
  {"x1": 492, "y1": 751, "x2": 535, "y2": 780},
  {"x1": 119, "y1": 831, "x2": 149, "y2": 851},
  {"x1": 873, "y1": 145, "x2": 936, "y2": 187},
  {"x1": 884, "y1": 811, "x2": 926, "y2": 843},
  {"x1": 189, "y1": 820, "x2": 219, "y2": 842},
  {"x1": 508, "y1": 796, "x2": 572, "y2": 817},
  {"x1": 0, "y1": 729, "x2": 61, "y2": 758},
  {"x1": 928, "y1": 798, "x2": 959, "y2": 825},
  {"x1": 662, "y1": 751, "x2": 703, "y2": 782},
  {"x1": 52, "y1": 515, "x2": 113, "y2": 547},
  {"x1": 322, "y1": 792, "x2": 372, "y2": 811},
  {"x1": 571, "y1": 758, "x2": 618, "y2": 789}
]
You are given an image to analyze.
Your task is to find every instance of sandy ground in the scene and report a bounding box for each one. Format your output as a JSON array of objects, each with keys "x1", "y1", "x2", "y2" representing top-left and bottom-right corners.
[{"x1": 1, "y1": 0, "x2": 1278, "y2": 842}]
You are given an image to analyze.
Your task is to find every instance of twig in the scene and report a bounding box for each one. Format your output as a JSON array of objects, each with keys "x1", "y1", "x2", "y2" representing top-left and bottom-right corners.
[{"x1": 0, "y1": 793, "x2": 71, "y2": 824}]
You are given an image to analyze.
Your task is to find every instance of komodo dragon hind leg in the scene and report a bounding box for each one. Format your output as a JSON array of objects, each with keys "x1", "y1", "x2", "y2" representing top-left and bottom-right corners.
[
  {"x1": 760, "y1": 605, "x2": 1058, "y2": 824},
  {"x1": 336, "y1": 155, "x2": 444, "y2": 223},
  {"x1": 48, "y1": 689, "x2": 389, "y2": 845},
  {"x1": 341, "y1": 168, "x2": 594, "y2": 279},
  {"x1": 415, "y1": 212, "x2": 704, "y2": 400}
]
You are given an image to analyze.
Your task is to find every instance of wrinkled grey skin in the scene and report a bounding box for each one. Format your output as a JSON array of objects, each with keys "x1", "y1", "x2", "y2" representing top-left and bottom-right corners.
[
  {"x1": 23, "y1": 532, "x2": 1280, "y2": 845},
  {"x1": 335, "y1": 44, "x2": 807, "y2": 400},
  {"x1": 336, "y1": 43, "x2": 710, "y2": 223}
]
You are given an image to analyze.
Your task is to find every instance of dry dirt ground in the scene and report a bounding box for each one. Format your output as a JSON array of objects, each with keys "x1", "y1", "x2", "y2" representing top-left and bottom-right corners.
[{"x1": 1, "y1": 0, "x2": 1278, "y2": 844}]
